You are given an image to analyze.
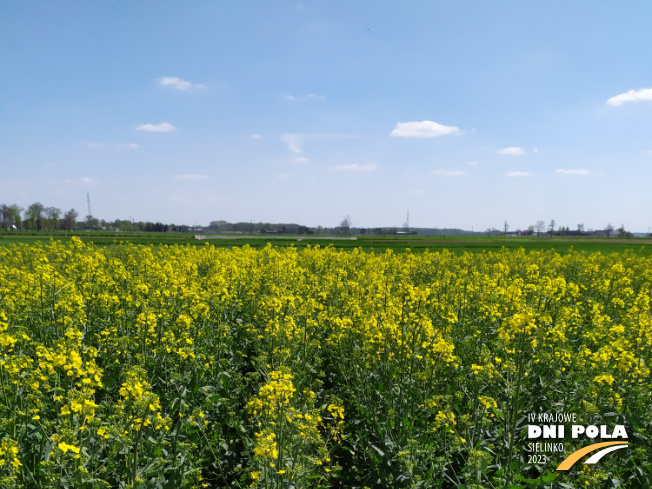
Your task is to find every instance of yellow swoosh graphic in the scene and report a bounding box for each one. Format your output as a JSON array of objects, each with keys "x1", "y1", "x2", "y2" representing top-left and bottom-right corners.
[{"x1": 557, "y1": 441, "x2": 628, "y2": 471}]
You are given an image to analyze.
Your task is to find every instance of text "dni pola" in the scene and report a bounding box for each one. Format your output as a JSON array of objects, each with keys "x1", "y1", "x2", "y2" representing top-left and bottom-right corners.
[{"x1": 528, "y1": 425, "x2": 628, "y2": 439}]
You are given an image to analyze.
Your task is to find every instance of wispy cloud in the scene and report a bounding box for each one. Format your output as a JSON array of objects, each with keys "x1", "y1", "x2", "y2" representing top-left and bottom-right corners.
[
  {"x1": 136, "y1": 122, "x2": 176, "y2": 132},
  {"x1": 607, "y1": 87, "x2": 652, "y2": 106},
  {"x1": 467, "y1": 160, "x2": 479, "y2": 166},
  {"x1": 175, "y1": 174, "x2": 209, "y2": 181},
  {"x1": 497, "y1": 147, "x2": 525, "y2": 156},
  {"x1": 158, "y1": 76, "x2": 205, "y2": 91},
  {"x1": 250, "y1": 134, "x2": 262, "y2": 139},
  {"x1": 85, "y1": 142, "x2": 139, "y2": 149},
  {"x1": 292, "y1": 157, "x2": 310, "y2": 164},
  {"x1": 505, "y1": 171, "x2": 530, "y2": 177},
  {"x1": 390, "y1": 121, "x2": 461, "y2": 138},
  {"x1": 556, "y1": 168, "x2": 589, "y2": 176},
  {"x1": 282, "y1": 134, "x2": 303, "y2": 153},
  {"x1": 65, "y1": 176, "x2": 99, "y2": 186},
  {"x1": 329, "y1": 164, "x2": 376, "y2": 172},
  {"x1": 432, "y1": 169, "x2": 465, "y2": 177},
  {"x1": 284, "y1": 93, "x2": 325, "y2": 101},
  {"x1": 282, "y1": 133, "x2": 351, "y2": 157}
]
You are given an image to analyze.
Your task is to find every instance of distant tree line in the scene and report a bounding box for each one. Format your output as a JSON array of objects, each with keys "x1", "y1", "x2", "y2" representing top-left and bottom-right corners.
[
  {"x1": 0, "y1": 203, "x2": 79, "y2": 231},
  {"x1": 0, "y1": 201, "x2": 191, "y2": 233},
  {"x1": 207, "y1": 220, "x2": 315, "y2": 235},
  {"x1": 499, "y1": 220, "x2": 639, "y2": 238},
  {"x1": 2, "y1": 201, "x2": 645, "y2": 238}
]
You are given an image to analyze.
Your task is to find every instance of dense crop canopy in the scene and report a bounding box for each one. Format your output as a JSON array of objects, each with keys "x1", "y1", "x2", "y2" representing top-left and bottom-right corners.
[{"x1": 0, "y1": 238, "x2": 650, "y2": 487}]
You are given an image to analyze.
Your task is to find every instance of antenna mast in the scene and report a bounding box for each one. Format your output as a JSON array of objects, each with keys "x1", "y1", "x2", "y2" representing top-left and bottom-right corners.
[
  {"x1": 87, "y1": 191, "x2": 92, "y2": 218},
  {"x1": 404, "y1": 209, "x2": 410, "y2": 233}
]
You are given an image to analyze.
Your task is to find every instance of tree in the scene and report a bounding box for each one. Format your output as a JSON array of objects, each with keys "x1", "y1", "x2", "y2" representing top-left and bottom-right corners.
[
  {"x1": 9, "y1": 204, "x2": 23, "y2": 229},
  {"x1": 45, "y1": 206, "x2": 61, "y2": 230},
  {"x1": 617, "y1": 224, "x2": 633, "y2": 239},
  {"x1": 63, "y1": 209, "x2": 79, "y2": 231},
  {"x1": 535, "y1": 220, "x2": 545, "y2": 238},
  {"x1": 606, "y1": 223, "x2": 614, "y2": 238},
  {"x1": 577, "y1": 223, "x2": 584, "y2": 237},
  {"x1": 503, "y1": 221, "x2": 509, "y2": 236},
  {"x1": 339, "y1": 215, "x2": 352, "y2": 236},
  {"x1": 0, "y1": 204, "x2": 8, "y2": 230},
  {"x1": 548, "y1": 219, "x2": 556, "y2": 237},
  {"x1": 25, "y1": 202, "x2": 45, "y2": 231},
  {"x1": 85, "y1": 215, "x2": 100, "y2": 230}
]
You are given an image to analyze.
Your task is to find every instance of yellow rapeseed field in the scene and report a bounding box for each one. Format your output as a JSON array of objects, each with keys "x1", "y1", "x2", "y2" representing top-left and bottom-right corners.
[{"x1": 0, "y1": 238, "x2": 650, "y2": 488}]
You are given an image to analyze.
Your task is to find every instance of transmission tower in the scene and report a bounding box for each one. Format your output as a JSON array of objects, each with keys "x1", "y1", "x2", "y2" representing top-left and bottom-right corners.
[{"x1": 86, "y1": 191, "x2": 92, "y2": 218}]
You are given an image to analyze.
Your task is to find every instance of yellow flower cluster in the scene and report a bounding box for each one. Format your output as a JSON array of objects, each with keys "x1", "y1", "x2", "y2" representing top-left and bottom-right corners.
[
  {"x1": 246, "y1": 370, "x2": 296, "y2": 416},
  {"x1": 0, "y1": 438, "x2": 21, "y2": 473}
]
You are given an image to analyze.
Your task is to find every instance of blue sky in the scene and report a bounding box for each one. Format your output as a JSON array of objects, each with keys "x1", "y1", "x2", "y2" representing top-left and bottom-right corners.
[{"x1": 1, "y1": 1, "x2": 651, "y2": 231}]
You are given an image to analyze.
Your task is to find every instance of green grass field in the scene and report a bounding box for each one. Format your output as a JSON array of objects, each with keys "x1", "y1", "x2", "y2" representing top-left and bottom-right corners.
[{"x1": 2, "y1": 230, "x2": 652, "y2": 255}]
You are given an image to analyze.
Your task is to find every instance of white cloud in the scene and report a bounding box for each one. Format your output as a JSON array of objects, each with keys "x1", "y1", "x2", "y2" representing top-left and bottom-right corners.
[
  {"x1": 329, "y1": 164, "x2": 376, "y2": 172},
  {"x1": 292, "y1": 156, "x2": 310, "y2": 164},
  {"x1": 607, "y1": 87, "x2": 652, "y2": 106},
  {"x1": 556, "y1": 168, "x2": 589, "y2": 176},
  {"x1": 390, "y1": 121, "x2": 462, "y2": 138},
  {"x1": 284, "y1": 93, "x2": 325, "y2": 101},
  {"x1": 84, "y1": 141, "x2": 140, "y2": 149},
  {"x1": 65, "y1": 176, "x2": 99, "y2": 186},
  {"x1": 432, "y1": 169, "x2": 465, "y2": 177},
  {"x1": 497, "y1": 147, "x2": 526, "y2": 156},
  {"x1": 175, "y1": 174, "x2": 209, "y2": 181},
  {"x1": 158, "y1": 76, "x2": 205, "y2": 91},
  {"x1": 505, "y1": 171, "x2": 530, "y2": 177},
  {"x1": 282, "y1": 133, "x2": 350, "y2": 157},
  {"x1": 136, "y1": 122, "x2": 176, "y2": 132},
  {"x1": 250, "y1": 134, "x2": 262, "y2": 139},
  {"x1": 87, "y1": 142, "x2": 139, "y2": 149},
  {"x1": 282, "y1": 134, "x2": 303, "y2": 153}
]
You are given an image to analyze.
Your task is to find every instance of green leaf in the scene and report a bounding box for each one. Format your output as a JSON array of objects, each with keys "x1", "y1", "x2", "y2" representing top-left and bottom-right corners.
[
  {"x1": 514, "y1": 474, "x2": 542, "y2": 484},
  {"x1": 541, "y1": 471, "x2": 557, "y2": 483},
  {"x1": 370, "y1": 444, "x2": 385, "y2": 457},
  {"x1": 493, "y1": 407, "x2": 505, "y2": 420}
]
